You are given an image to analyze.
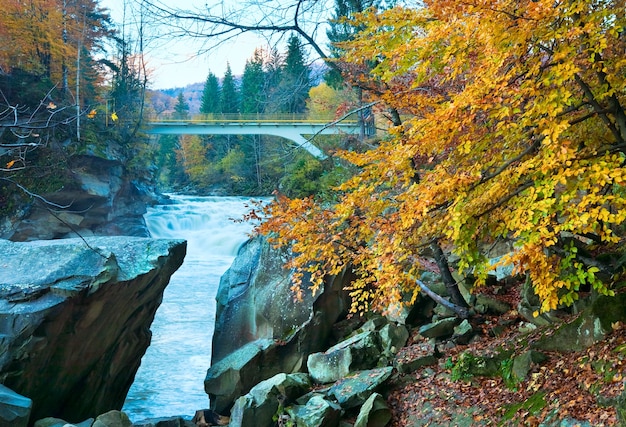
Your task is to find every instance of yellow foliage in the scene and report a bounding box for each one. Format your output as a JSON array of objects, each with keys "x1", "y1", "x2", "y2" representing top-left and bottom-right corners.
[{"x1": 258, "y1": 0, "x2": 626, "y2": 315}]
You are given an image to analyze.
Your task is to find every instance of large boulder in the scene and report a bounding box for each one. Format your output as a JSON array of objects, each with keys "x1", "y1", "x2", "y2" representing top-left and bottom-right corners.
[
  {"x1": 532, "y1": 291, "x2": 626, "y2": 352},
  {"x1": 205, "y1": 339, "x2": 276, "y2": 413},
  {"x1": 228, "y1": 373, "x2": 311, "y2": 427},
  {"x1": 354, "y1": 393, "x2": 391, "y2": 427},
  {"x1": 328, "y1": 367, "x2": 394, "y2": 409},
  {"x1": 211, "y1": 236, "x2": 350, "y2": 363},
  {"x1": 287, "y1": 395, "x2": 343, "y2": 427},
  {"x1": 0, "y1": 237, "x2": 186, "y2": 423},
  {"x1": 307, "y1": 331, "x2": 382, "y2": 384},
  {"x1": 206, "y1": 236, "x2": 353, "y2": 414}
]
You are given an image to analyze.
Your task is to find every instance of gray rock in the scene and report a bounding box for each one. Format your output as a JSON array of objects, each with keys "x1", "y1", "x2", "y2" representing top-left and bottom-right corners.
[
  {"x1": 307, "y1": 331, "x2": 382, "y2": 384},
  {"x1": 378, "y1": 323, "x2": 409, "y2": 355},
  {"x1": 475, "y1": 294, "x2": 511, "y2": 315},
  {"x1": 34, "y1": 418, "x2": 69, "y2": 427},
  {"x1": 287, "y1": 395, "x2": 342, "y2": 427},
  {"x1": 208, "y1": 236, "x2": 352, "y2": 411},
  {"x1": 511, "y1": 351, "x2": 547, "y2": 382},
  {"x1": 7, "y1": 155, "x2": 152, "y2": 241},
  {"x1": 0, "y1": 237, "x2": 186, "y2": 422},
  {"x1": 228, "y1": 373, "x2": 311, "y2": 427},
  {"x1": 204, "y1": 338, "x2": 275, "y2": 414},
  {"x1": 307, "y1": 347, "x2": 353, "y2": 384},
  {"x1": 33, "y1": 418, "x2": 93, "y2": 427},
  {"x1": 359, "y1": 317, "x2": 388, "y2": 332},
  {"x1": 488, "y1": 255, "x2": 515, "y2": 281},
  {"x1": 394, "y1": 350, "x2": 438, "y2": 375},
  {"x1": 0, "y1": 384, "x2": 31, "y2": 427},
  {"x1": 92, "y1": 410, "x2": 131, "y2": 427},
  {"x1": 533, "y1": 292, "x2": 626, "y2": 352},
  {"x1": 212, "y1": 236, "x2": 349, "y2": 363},
  {"x1": 418, "y1": 317, "x2": 460, "y2": 339},
  {"x1": 453, "y1": 319, "x2": 474, "y2": 344},
  {"x1": 328, "y1": 367, "x2": 393, "y2": 409},
  {"x1": 354, "y1": 393, "x2": 391, "y2": 427}
]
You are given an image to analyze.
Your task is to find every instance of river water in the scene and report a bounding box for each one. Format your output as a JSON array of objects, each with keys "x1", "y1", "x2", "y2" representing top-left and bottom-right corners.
[{"x1": 122, "y1": 195, "x2": 258, "y2": 422}]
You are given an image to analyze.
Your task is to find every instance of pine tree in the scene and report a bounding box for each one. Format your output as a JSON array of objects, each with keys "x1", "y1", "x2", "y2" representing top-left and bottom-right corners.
[
  {"x1": 200, "y1": 71, "x2": 221, "y2": 114},
  {"x1": 280, "y1": 34, "x2": 311, "y2": 114},
  {"x1": 220, "y1": 63, "x2": 239, "y2": 114},
  {"x1": 173, "y1": 92, "x2": 189, "y2": 119},
  {"x1": 240, "y1": 50, "x2": 266, "y2": 114},
  {"x1": 263, "y1": 48, "x2": 284, "y2": 114}
]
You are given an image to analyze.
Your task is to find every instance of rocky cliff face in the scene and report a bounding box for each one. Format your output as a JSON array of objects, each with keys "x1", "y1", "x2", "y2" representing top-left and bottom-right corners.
[
  {"x1": 211, "y1": 236, "x2": 351, "y2": 363},
  {"x1": 2, "y1": 155, "x2": 158, "y2": 241},
  {"x1": 207, "y1": 236, "x2": 353, "y2": 413},
  {"x1": 0, "y1": 237, "x2": 186, "y2": 423}
]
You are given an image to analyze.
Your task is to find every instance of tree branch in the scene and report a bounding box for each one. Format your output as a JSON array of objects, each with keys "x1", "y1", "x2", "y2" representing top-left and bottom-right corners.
[{"x1": 416, "y1": 278, "x2": 469, "y2": 319}]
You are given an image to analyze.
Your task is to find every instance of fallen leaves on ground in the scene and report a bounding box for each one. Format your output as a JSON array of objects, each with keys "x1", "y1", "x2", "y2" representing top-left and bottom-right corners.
[{"x1": 386, "y1": 289, "x2": 625, "y2": 426}]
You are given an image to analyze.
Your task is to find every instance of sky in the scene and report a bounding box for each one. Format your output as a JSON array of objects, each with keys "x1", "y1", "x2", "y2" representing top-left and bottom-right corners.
[{"x1": 100, "y1": 0, "x2": 269, "y2": 89}]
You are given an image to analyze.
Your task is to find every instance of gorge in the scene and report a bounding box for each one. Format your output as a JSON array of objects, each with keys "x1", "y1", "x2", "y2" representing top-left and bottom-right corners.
[{"x1": 122, "y1": 195, "x2": 259, "y2": 422}]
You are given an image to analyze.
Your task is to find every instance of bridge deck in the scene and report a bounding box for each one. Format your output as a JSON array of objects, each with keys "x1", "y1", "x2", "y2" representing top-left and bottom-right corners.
[{"x1": 145, "y1": 115, "x2": 371, "y2": 159}]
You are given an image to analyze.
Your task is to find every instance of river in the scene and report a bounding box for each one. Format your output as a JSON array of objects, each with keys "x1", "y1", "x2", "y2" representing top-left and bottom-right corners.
[{"x1": 122, "y1": 195, "x2": 258, "y2": 422}]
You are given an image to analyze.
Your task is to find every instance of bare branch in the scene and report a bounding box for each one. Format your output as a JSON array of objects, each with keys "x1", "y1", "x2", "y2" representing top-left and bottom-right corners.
[{"x1": 139, "y1": 0, "x2": 336, "y2": 69}]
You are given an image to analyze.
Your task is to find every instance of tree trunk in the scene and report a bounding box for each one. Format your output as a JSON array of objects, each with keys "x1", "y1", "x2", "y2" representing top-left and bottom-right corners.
[{"x1": 430, "y1": 240, "x2": 470, "y2": 315}]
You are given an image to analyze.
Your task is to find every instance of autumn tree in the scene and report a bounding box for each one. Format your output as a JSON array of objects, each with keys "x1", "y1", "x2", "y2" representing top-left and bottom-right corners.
[
  {"x1": 257, "y1": 0, "x2": 626, "y2": 316},
  {"x1": 0, "y1": 0, "x2": 115, "y2": 183},
  {"x1": 1, "y1": 0, "x2": 112, "y2": 93},
  {"x1": 324, "y1": 0, "x2": 387, "y2": 88}
]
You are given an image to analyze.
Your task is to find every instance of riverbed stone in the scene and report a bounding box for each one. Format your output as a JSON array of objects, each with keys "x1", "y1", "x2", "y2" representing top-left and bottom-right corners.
[
  {"x1": 0, "y1": 237, "x2": 186, "y2": 423},
  {"x1": 34, "y1": 418, "x2": 94, "y2": 427},
  {"x1": 130, "y1": 416, "x2": 196, "y2": 427},
  {"x1": 204, "y1": 339, "x2": 275, "y2": 414}
]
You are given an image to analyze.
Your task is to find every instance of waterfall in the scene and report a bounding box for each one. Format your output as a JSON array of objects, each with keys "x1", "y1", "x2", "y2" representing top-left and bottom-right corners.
[{"x1": 122, "y1": 195, "x2": 259, "y2": 422}]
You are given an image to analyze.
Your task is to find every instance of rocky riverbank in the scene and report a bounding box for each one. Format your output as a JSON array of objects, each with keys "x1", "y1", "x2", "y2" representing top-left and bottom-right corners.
[
  {"x1": 2, "y1": 234, "x2": 625, "y2": 427},
  {"x1": 0, "y1": 237, "x2": 186, "y2": 426},
  {"x1": 203, "y1": 236, "x2": 626, "y2": 427}
]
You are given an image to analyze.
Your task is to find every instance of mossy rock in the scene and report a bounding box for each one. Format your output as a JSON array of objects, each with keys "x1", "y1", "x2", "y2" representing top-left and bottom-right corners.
[
  {"x1": 533, "y1": 292, "x2": 626, "y2": 353},
  {"x1": 451, "y1": 350, "x2": 512, "y2": 380}
]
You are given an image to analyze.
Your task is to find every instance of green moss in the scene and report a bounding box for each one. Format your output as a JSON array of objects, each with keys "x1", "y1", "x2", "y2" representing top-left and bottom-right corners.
[{"x1": 501, "y1": 391, "x2": 547, "y2": 423}]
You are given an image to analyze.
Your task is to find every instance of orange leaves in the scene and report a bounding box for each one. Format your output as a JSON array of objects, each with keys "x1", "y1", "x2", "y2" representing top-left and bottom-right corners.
[{"x1": 256, "y1": 0, "x2": 626, "y2": 316}]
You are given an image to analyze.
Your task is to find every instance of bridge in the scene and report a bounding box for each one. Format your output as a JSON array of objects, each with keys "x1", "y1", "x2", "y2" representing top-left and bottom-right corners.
[{"x1": 145, "y1": 114, "x2": 373, "y2": 159}]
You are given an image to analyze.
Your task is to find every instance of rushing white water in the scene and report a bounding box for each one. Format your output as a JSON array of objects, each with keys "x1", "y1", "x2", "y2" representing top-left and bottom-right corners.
[{"x1": 122, "y1": 195, "x2": 259, "y2": 422}]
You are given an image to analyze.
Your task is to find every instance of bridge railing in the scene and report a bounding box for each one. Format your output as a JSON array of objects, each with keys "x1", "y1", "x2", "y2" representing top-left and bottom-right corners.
[{"x1": 147, "y1": 112, "x2": 360, "y2": 124}]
